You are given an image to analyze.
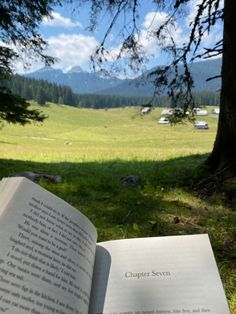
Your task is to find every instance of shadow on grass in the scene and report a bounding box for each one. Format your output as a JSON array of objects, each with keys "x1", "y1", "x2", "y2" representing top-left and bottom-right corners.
[
  {"x1": 1, "y1": 155, "x2": 235, "y2": 310},
  {"x1": 0, "y1": 154, "x2": 235, "y2": 244}
]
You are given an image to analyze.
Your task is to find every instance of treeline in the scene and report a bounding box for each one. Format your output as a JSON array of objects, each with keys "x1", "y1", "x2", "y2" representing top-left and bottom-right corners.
[
  {"x1": 193, "y1": 91, "x2": 220, "y2": 106},
  {"x1": 2, "y1": 74, "x2": 220, "y2": 108},
  {"x1": 77, "y1": 94, "x2": 168, "y2": 108},
  {"x1": 2, "y1": 75, "x2": 78, "y2": 106},
  {"x1": 78, "y1": 92, "x2": 220, "y2": 108}
]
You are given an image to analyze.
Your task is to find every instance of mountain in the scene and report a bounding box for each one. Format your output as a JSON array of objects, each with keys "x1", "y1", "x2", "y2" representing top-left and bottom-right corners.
[
  {"x1": 26, "y1": 66, "x2": 122, "y2": 94},
  {"x1": 25, "y1": 58, "x2": 222, "y2": 97},
  {"x1": 98, "y1": 58, "x2": 222, "y2": 96},
  {"x1": 189, "y1": 58, "x2": 221, "y2": 90},
  {"x1": 67, "y1": 65, "x2": 84, "y2": 73}
]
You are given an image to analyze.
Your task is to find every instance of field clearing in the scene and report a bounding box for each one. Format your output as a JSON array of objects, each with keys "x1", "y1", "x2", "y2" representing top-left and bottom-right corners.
[
  {"x1": 0, "y1": 104, "x2": 235, "y2": 312},
  {"x1": 0, "y1": 104, "x2": 218, "y2": 162}
]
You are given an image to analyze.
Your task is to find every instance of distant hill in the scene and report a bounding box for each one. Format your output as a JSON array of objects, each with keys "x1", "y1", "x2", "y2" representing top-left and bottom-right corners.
[
  {"x1": 189, "y1": 58, "x2": 221, "y2": 90},
  {"x1": 26, "y1": 66, "x2": 122, "y2": 94},
  {"x1": 98, "y1": 58, "x2": 222, "y2": 96},
  {"x1": 25, "y1": 58, "x2": 222, "y2": 97}
]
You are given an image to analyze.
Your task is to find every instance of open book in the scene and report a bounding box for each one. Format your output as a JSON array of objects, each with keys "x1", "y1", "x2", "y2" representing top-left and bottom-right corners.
[{"x1": 0, "y1": 177, "x2": 230, "y2": 314}]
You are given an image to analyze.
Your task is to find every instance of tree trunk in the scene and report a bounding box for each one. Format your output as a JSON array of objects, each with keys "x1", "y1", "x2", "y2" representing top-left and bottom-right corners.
[{"x1": 206, "y1": 0, "x2": 236, "y2": 176}]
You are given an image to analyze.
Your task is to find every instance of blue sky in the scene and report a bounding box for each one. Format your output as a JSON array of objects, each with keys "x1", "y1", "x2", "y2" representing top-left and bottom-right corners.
[{"x1": 16, "y1": 0, "x2": 223, "y2": 76}]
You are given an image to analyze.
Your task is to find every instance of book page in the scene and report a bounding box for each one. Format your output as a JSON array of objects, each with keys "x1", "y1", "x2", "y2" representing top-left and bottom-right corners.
[
  {"x1": 0, "y1": 178, "x2": 23, "y2": 216},
  {"x1": 0, "y1": 177, "x2": 97, "y2": 314},
  {"x1": 89, "y1": 235, "x2": 230, "y2": 314}
]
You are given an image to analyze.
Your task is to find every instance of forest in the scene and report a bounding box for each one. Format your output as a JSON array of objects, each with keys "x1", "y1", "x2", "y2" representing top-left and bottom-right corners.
[{"x1": 2, "y1": 74, "x2": 220, "y2": 109}]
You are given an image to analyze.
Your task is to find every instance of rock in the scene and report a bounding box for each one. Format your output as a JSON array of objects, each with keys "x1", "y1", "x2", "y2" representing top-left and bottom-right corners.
[
  {"x1": 173, "y1": 216, "x2": 180, "y2": 224},
  {"x1": 11, "y1": 171, "x2": 61, "y2": 184},
  {"x1": 120, "y1": 175, "x2": 142, "y2": 187}
]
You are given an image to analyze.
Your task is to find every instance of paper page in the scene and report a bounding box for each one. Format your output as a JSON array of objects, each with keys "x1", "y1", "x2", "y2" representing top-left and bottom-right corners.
[
  {"x1": 89, "y1": 234, "x2": 230, "y2": 314},
  {"x1": 0, "y1": 178, "x2": 23, "y2": 216},
  {"x1": 0, "y1": 177, "x2": 97, "y2": 314}
]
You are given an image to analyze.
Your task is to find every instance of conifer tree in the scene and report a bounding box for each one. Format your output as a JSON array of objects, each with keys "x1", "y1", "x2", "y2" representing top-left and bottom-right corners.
[
  {"x1": 77, "y1": 0, "x2": 235, "y2": 176},
  {"x1": 0, "y1": 0, "x2": 61, "y2": 125}
]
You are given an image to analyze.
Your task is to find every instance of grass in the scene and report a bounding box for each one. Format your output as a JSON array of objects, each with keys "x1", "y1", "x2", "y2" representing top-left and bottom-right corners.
[
  {"x1": 0, "y1": 103, "x2": 235, "y2": 312},
  {"x1": 0, "y1": 103, "x2": 217, "y2": 161}
]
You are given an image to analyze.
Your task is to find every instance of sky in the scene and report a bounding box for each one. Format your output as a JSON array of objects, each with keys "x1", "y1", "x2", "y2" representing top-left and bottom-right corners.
[{"x1": 16, "y1": 0, "x2": 223, "y2": 77}]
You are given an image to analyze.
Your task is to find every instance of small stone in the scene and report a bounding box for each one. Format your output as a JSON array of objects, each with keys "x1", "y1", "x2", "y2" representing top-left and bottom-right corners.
[
  {"x1": 11, "y1": 171, "x2": 61, "y2": 184},
  {"x1": 120, "y1": 175, "x2": 142, "y2": 187},
  {"x1": 173, "y1": 216, "x2": 180, "y2": 224}
]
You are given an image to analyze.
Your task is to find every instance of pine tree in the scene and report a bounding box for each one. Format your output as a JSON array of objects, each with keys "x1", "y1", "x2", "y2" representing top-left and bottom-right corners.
[{"x1": 0, "y1": 0, "x2": 61, "y2": 125}]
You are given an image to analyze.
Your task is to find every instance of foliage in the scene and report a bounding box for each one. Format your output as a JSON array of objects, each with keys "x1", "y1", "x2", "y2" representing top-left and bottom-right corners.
[
  {"x1": 1, "y1": 75, "x2": 78, "y2": 107},
  {"x1": 78, "y1": 91, "x2": 220, "y2": 109},
  {"x1": 0, "y1": 87, "x2": 46, "y2": 127},
  {"x1": 0, "y1": 0, "x2": 61, "y2": 125},
  {"x1": 0, "y1": 0, "x2": 60, "y2": 67}
]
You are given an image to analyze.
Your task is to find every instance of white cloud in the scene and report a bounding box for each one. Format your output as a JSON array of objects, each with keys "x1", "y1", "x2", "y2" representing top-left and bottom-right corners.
[
  {"x1": 142, "y1": 11, "x2": 169, "y2": 31},
  {"x1": 88, "y1": 11, "x2": 186, "y2": 75},
  {"x1": 104, "y1": 12, "x2": 184, "y2": 61},
  {"x1": 186, "y1": 0, "x2": 223, "y2": 26},
  {"x1": 42, "y1": 12, "x2": 82, "y2": 28},
  {"x1": 201, "y1": 23, "x2": 222, "y2": 46},
  {"x1": 139, "y1": 11, "x2": 185, "y2": 58},
  {"x1": 186, "y1": 0, "x2": 223, "y2": 58},
  {"x1": 46, "y1": 33, "x2": 98, "y2": 71},
  {"x1": 186, "y1": 0, "x2": 203, "y2": 26},
  {"x1": 12, "y1": 33, "x2": 99, "y2": 73}
]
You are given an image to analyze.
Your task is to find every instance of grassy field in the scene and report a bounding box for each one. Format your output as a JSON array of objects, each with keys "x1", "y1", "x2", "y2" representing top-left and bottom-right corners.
[
  {"x1": 0, "y1": 103, "x2": 235, "y2": 311},
  {"x1": 0, "y1": 103, "x2": 218, "y2": 161}
]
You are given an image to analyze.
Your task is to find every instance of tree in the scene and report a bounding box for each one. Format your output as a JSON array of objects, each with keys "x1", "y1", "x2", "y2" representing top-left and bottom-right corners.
[
  {"x1": 0, "y1": 0, "x2": 61, "y2": 125},
  {"x1": 206, "y1": 1, "x2": 236, "y2": 176},
  {"x1": 75, "y1": 0, "x2": 234, "y2": 176}
]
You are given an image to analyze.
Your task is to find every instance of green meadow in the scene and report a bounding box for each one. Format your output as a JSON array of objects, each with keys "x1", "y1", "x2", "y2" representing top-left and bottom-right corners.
[
  {"x1": 0, "y1": 103, "x2": 235, "y2": 311},
  {"x1": 0, "y1": 103, "x2": 218, "y2": 161}
]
